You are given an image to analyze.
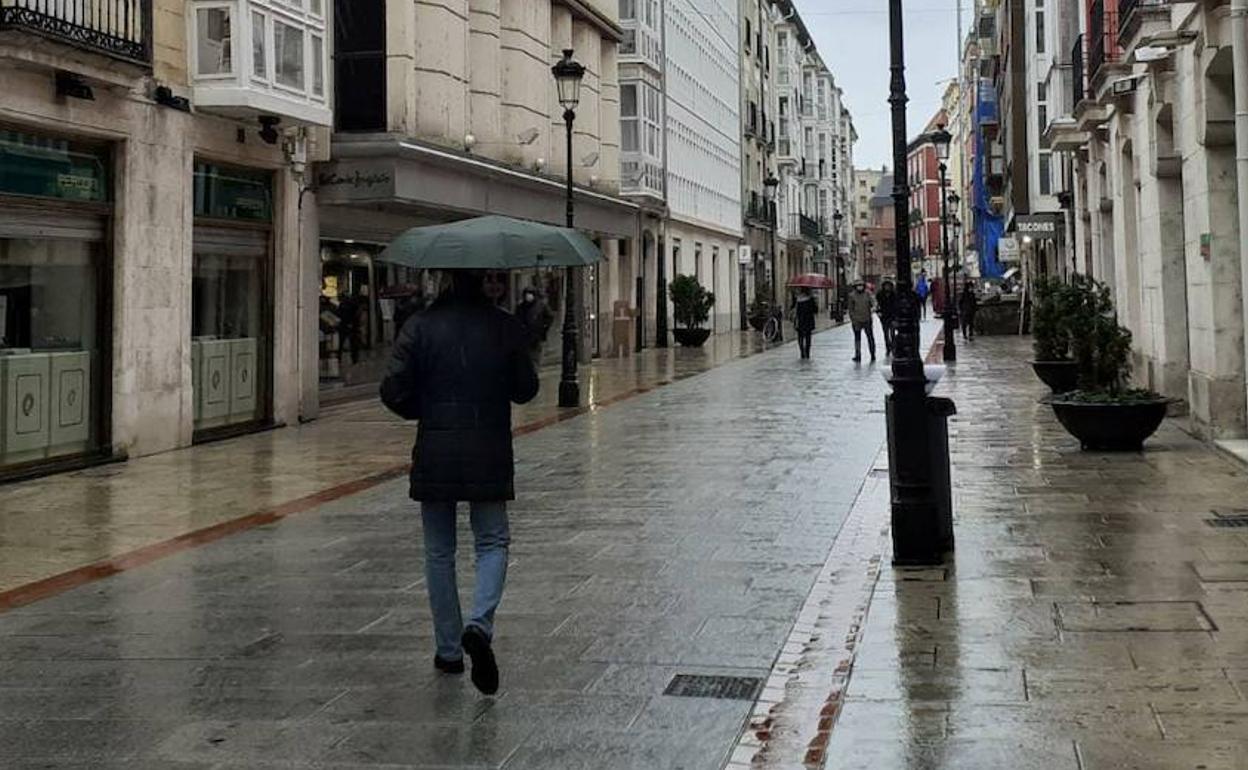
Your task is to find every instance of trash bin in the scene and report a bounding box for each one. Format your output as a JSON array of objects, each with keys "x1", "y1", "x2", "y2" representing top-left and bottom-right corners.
[
  {"x1": 926, "y1": 395, "x2": 957, "y2": 554},
  {"x1": 884, "y1": 393, "x2": 958, "y2": 563}
]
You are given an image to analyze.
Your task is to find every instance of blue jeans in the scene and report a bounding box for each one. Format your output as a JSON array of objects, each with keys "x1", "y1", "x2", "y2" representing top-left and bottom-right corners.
[{"x1": 420, "y1": 501, "x2": 510, "y2": 661}]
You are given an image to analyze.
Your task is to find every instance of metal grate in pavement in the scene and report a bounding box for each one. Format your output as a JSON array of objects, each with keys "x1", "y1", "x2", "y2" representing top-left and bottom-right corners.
[
  {"x1": 1205, "y1": 516, "x2": 1248, "y2": 529},
  {"x1": 663, "y1": 674, "x2": 763, "y2": 701}
]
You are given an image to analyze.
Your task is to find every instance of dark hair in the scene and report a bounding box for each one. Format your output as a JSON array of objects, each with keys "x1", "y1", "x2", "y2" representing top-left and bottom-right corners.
[{"x1": 448, "y1": 270, "x2": 486, "y2": 299}]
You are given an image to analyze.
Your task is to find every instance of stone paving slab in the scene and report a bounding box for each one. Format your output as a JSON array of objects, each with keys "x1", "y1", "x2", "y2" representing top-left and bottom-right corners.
[
  {"x1": 0, "y1": 322, "x2": 899, "y2": 768},
  {"x1": 805, "y1": 337, "x2": 1248, "y2": 769}
]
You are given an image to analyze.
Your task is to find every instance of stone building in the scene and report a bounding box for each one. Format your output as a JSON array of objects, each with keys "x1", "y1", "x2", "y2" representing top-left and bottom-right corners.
[
  {"x1": 1038, "y1": 0, "x2": 1248, "y2": 442},
  {"x1": 0, "y1": 0, "x2": 330, "y2": 478},
  {"x1": 315, "y1": 0, "x2": 636, "y2": 393}
]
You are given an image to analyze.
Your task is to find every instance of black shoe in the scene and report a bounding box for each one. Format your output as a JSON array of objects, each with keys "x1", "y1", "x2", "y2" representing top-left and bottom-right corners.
[
  {"x1": 852, "y1": 355, "x2": 861, "y2": 362},
  {"x1": 434, "y1": 655, "x2": 465, "y2": 674},
  {"x1": 461, "y1": 626, "x2": 499, "y2": 695}
]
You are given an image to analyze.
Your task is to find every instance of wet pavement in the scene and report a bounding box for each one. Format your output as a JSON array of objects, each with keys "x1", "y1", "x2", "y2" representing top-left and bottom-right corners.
[
  {"x1": 738, "y1": 336, "x2": 1248, "y2": 770},
  {"x1": 0, "y1": 323, "x2": 829, "y2": 600},
  {"x1": 0, "y1": 319, "x2": 897, "y2": 768},
  {"x1": 5, "y1": 329, "x2": 1246, "y2": 768}
]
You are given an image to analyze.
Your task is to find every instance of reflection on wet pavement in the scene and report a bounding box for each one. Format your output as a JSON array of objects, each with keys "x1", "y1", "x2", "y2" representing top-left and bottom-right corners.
[{"x1": 0, "y1": 320, "x2": 890, "y2": 768}]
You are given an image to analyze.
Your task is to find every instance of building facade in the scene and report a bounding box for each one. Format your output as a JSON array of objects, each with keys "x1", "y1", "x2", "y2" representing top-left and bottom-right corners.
[
  {"x1": 0, "y1": 0, "x2": 330, "y2": 478},
  {"x1": 316, "y1": 0, "x2": 637, "y2": 392},
  {"x1": 907, "y1": 112, "x2": 947, "y2": 279}
]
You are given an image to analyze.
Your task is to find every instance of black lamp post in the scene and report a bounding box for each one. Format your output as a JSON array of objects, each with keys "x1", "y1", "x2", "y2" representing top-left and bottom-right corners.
[
  {"x1": 764, "y1": 173, "x2": 780, "y2": 307},
  {"x1": 930, "y1": 124, "x2": 957, "y2": 363},
  {"x1": 552, "y1": 49, "x2": 585, "y2": 408},
  {"x1": 886, "y1": 0, "x2": 952, "y2": 565}
]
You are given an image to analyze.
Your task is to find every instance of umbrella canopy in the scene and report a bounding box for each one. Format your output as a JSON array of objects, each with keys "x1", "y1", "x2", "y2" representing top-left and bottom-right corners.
[
  {"x1": 787, "y1": 273, "x2": 836, "y2": 289},
  {"x1": 377, "y1": 215, "x2": 603, "y2": 270}
]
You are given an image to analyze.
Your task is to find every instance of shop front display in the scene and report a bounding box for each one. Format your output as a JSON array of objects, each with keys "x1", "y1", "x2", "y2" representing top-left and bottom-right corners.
[
  {"x1": 191, "y1": 161, "x2": 273, "y2": 437},
  {"x1": 0, "y1": 129, "x2": 111, "y2": 474}
]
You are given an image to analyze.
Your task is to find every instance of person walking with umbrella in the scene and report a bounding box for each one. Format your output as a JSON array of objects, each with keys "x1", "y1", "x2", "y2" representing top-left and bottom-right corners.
[
  {"x1": 377, "y1": 215, "x2": 601, "y2": 695},
  {"x1": 793, "y1": 287, "x2": 819, "y2": 360}
]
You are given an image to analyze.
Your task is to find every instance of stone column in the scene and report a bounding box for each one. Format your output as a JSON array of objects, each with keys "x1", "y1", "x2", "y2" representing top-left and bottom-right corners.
[
  {"x1": 501, "y1": 1, "x2": 551, "y2": 169},
  {"x1": 468, "y1": 0, "x2": 502, "y2": 157},
  {"x1": 412, "y1": 0, "x2": 470, "y2": 146}
]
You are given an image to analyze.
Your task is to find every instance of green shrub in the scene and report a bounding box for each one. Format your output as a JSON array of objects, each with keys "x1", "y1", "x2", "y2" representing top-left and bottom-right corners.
[
  {"x1": 1066, "y1": 275, "x2": 1135, "y2": 395},
  {"x1": 669, "y1": 274, "x2": 715, "y2": 330},
  {"x1": 1032, "y1": 277, "x2": 1075, "y2": 361}
]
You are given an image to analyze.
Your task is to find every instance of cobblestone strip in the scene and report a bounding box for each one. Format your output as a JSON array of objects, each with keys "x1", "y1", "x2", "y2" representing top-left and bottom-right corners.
[{"x1": 726, "y1": 452, "x2": 892, "y2": 769}]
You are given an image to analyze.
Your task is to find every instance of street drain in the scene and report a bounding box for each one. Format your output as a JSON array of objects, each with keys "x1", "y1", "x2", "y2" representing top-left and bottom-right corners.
[
  {"x1": 1205, "y1": 516, "x2": 1248, "y2": 529},
  {"x1": 663, "y1": 674, "x2": 763, "y2": 701}
]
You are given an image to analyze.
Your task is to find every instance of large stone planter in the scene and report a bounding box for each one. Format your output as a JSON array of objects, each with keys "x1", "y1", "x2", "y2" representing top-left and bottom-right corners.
[
  {"x1": 1032, "y1": 360, "x2": 1079, "y2": 394},
  {"x1": 1049, "y1": 396, "x2": 1170, "y2": 451},
  {"x1": 672, "y1": 328, "x2": 712, "y2": 347}
]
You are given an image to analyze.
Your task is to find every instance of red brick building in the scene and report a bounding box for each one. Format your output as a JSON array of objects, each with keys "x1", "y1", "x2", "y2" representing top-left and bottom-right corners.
[{"x1": 906, "y1": 110, "x2": 947, "y2": 278}]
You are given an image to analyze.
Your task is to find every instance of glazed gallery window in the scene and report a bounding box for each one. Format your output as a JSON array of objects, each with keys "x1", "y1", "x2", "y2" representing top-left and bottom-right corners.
[
  {"x1": 0, "y1": 238, "x2": 104, "y2": 467},
  {"x1": 274, "y1": 19, "x2": 305, "y2": 90},
  {"x1": 197, "y1": 6, "x2": 233, "y2": 75}
]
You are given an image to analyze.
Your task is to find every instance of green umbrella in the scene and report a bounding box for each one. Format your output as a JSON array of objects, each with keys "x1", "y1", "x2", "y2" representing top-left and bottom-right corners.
[{"x1": 377, "y1": 215, "x2": 603, "y2": 270}]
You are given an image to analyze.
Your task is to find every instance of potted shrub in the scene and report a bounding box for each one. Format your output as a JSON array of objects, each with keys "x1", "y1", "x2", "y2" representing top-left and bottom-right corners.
[
  {"x1": 1047, "y1": 276, "x2": 1171, "y2": 451},
  {"x1": 1031, "y1": 277, "x2": 1079, "y2": 393},
  {"x1": 669, "y1": 274, "x2": 715, "y2": 347},
  {"x1": 747, "y1": 295, "x2": 769, "y2": 332}
]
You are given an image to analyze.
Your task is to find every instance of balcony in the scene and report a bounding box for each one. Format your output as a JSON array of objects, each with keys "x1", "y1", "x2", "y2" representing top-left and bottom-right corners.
[
  {"x1": 798, "y1": 213, "x2": 821, "y2": 240},
  {"x1": 1119, "y1": 0, "x2": 1170, "y2": 42},
  {"x1": 190, "y1": 0, "x2": 332, "y2": 127},
  {"x1": 1087, "y1": 0, "x2": 1121, "y2": 84},
  {"x1": 744, "y1": 192, "x2": 777, "y2": 228},
  {"x1": 1071, "y1": 35, "x2": 1086, "y2": 106},
  {"x1": 0, "y1": 0, "x2": 151, "y2": 64}
]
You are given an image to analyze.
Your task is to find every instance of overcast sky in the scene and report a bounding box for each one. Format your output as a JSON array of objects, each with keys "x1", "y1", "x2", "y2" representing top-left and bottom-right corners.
[{"x1": 804, "y1": 1, "x2": 970, "y2": 171}]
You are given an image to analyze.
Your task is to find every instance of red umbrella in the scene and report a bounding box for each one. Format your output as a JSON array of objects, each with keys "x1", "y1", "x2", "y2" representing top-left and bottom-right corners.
[{"x1": 787, "y1": 273, "x2": 836, "y2": 289}]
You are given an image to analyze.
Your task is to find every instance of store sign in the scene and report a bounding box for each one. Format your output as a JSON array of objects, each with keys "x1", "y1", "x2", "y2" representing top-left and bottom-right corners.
[
  {"x1": 998, "y1": 237, "x2": 1020, "y2": 262},
  {"x1": 0, "y1": 130, "x2": 109, "y2": 203},
  {"x1": 739, "y1": 245, "x2": 752, "y2": 265},
  {"x1": 1015, "y1": 214, "x2": 1061, "y2": 238},
  {"x1": 316, "y1": 163, "x2": 396, "y2": 202}
]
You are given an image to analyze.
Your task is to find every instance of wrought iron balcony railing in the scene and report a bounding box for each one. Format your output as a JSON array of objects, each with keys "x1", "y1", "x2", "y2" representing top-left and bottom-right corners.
[
  {"x1": 1071, "y1": 35, "x2": 1086, "y2": 106},
  {"x1": 0, "y1": 0, "x2": 151, "y2": 64},
  {"x1": 745, "y1": 192, "x2": 777, "y2": 227},
  {"x1": 1087, "y1": 0, "x2": 1119, "y2": 82},
  {"x1": 798, "y1": 213, "x2": 821, "y2": 240}
]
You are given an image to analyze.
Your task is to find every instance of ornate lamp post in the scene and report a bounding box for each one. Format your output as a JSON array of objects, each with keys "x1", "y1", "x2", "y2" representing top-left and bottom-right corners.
[
  {"x1": 552, "y1": 49, "x2": 586, "y2": 408},
  {"x1": 930, "y1": 124, "x2": 957, "y2": 363},
  {"x1": 764, "y1": 173, "x2": 780, "y2": 307},
  {"x1": 886, "y1": 0, "x2": 954, "y2": 565}
]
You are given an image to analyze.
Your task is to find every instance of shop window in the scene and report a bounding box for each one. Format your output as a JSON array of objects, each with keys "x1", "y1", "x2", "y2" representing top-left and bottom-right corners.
[
  {"x1": 193, "y1": 162, "x2": 273, "y2": 222},
  {"x1": 0, "y1": 238, "x2": 105, "y2": 468},
  {"x1": 0, "y1": 131, "x2": 109, "y2": 203}
]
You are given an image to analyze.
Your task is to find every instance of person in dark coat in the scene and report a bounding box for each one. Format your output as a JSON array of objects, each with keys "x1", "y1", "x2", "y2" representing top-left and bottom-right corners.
[
  {"x1": 959, "y1": 281, "x2": 979, "y2": 340},
  {"x1": 515, "y1": 287, "x2": 555, "y2": 367},
  {"x1": 380, "y1": 270, "x2": 540, "y2": 695},
  {"x1": 792, "y1": 287, "x2": 818, "y2": 360},
  {"x1": 876, "y1": 279, "x2": 898, "y2": 356}
]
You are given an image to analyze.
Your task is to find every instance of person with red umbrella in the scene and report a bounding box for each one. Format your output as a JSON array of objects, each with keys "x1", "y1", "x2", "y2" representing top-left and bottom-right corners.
[{"x1": 793, "y1": 287, "x2": 819, "y2": 359}]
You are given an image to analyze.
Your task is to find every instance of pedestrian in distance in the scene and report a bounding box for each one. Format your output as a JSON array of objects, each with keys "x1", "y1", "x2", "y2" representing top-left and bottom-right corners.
[
  {"x1": 793, "y1": 287, "x2": 818, "y2": 360},
  {"x1": 875, "y1": 278, "x2": 898, "y2": 356},
  {"x1": 846, "y1": 280, "x2": 877, "y2": 363},
  {"x1": 959, "y1": 280, "x2": 979, "y2": 341},
  {"x1": 515, "y1": 287, "x2": 555, "y2": 368},
  {"x1": 916, "y1": 269, "x2": 930, "y2": 320},
  {"x1": 380, "y1": 270, "x2": 540, "y2": 696}
]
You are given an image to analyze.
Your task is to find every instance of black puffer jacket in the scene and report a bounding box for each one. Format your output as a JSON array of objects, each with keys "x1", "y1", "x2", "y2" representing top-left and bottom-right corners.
[{"x1": 380, "y1": 293, "x2": 540, "y2": 502}]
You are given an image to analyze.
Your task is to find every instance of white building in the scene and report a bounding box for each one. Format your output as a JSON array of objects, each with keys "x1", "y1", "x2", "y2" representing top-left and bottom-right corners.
[{"x1": 662, "y1": 0, "x2": 743, "y2": 333}]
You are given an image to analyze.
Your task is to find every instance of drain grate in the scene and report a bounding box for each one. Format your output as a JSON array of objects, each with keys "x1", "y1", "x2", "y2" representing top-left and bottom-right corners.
[
  {"x1": 1205, "y1": 516, "x2": 1248, "y2": 529},
  {"x1": 663, "y1": 674, "x2": 763, "y2": 701}
]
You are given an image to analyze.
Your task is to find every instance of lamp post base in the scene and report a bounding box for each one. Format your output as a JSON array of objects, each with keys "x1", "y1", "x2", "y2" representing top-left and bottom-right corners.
[
  {"x1": 943, "y1": 310, "x2": 958, "y2": 362},
  {"x1": 558, "y1": 380, "x2": 580, "y2": 408}
]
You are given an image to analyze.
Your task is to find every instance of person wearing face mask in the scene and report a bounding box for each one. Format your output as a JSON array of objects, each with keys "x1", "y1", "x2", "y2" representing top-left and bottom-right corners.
[{"x1": 515, "y1": 286, "x2": 554, "y2": 367}]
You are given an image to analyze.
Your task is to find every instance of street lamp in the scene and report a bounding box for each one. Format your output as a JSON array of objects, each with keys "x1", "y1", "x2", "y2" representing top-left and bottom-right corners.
[
  {"x1": 832, "y1": 211, "x2": 846, "y2": 318},
  {"x1": 930, "y1": 124, "x2": 957, "y2": 364},
  {"x1": 552, "y1": 49, "x2": 585, "y2": 408},
  {"x1": 887, "y1": 0, "x2": 954, "y2": 565},
  {"x1": 764, "y1": 173, "x2": 780, "y2": 308}
]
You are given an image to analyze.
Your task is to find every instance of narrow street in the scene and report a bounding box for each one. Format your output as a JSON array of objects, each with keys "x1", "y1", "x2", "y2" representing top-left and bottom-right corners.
[{"x1": 0, "y1": 323, "x2": 903, "y2": 768}]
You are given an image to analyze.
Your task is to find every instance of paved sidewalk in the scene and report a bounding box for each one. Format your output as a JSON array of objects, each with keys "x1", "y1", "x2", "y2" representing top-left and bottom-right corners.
[
  {"x1": 0, "y1": 320, "x2": 891, "y2": 768},
  {"x1": 773, "y1": 336, "x2": 1248, "y2": 769},
  {"x1": 0, "y1": 324, "x2": 829, "y2": 602}
]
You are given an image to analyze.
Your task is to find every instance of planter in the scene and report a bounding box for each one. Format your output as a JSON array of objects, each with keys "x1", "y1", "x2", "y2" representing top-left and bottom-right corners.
[
  {"x1": 1049, "y1": 397, "x2": 1170, "y2": 451},
  {"x1": 748, "y1": 315, "x2": 768, "y2": 332},
  {"x1": 1032, "y1": 360, "x2": 1079, "y2": 394},
  {"x1": 672, "y1": 327, "x2": 712, "y2": 347}
]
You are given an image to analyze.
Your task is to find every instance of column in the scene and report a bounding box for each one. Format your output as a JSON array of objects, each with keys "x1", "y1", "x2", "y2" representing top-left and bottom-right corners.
[{"x1": 468, "y1": 0, "x2": 503, "y2": 155}]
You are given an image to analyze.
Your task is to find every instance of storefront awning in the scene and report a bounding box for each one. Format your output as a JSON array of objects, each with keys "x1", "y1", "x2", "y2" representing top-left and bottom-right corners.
[{"x1": 317, "y1": 136, "x2": 639, "y2": 241}]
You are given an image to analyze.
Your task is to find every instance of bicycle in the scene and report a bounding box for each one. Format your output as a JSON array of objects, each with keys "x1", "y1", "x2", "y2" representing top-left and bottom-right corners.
[{"x1": 762, "y1": 307, "x2": 783, "y2": 343}]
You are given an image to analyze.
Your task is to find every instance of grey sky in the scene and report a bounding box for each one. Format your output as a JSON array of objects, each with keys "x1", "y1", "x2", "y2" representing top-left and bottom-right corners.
[{"x1": 804, "y1": 1, "x2": 969, "y2": 171}]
